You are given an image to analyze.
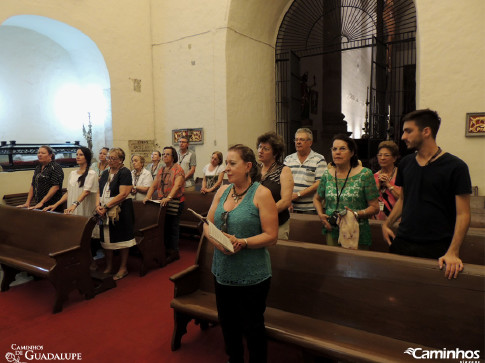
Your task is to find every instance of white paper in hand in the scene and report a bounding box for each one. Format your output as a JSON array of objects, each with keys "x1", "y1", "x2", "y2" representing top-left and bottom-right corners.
[
  {"x1": 208, "y1": 221, "x2": 234, "y2": 253},
  {"x1": 187, "y1": 208, "x2": 234, "y2": 253}
]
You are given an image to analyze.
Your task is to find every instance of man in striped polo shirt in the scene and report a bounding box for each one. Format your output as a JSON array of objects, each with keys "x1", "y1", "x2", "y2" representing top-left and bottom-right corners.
[{"x1": 284, "y1": 128, "x2": 327, "y2": 214}]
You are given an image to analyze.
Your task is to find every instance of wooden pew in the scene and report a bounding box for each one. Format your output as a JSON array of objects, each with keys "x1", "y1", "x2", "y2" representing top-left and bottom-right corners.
[
  {"x1": 2, "y1": 189, "x2": 68, "y2": 209},
  {"x1": 179, "y1": 191, "x2": 214, "y2": 237},
  {"x1": 289, "y1": 213, "x2": 485, "y2": 265},
  {"x1": 132, "y1": 200, "x2": 167, "y2": 276},
  {"x1": 170, "y1": 237, "x2": 485, "y2": 361},
  {"x1": 0, "y1": 205, "x2": 96, "y2": 313}
]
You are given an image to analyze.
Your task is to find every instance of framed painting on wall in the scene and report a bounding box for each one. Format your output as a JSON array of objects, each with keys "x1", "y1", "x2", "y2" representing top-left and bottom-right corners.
[
  {"x1": 465, "y1": 112, "x2": 485, "y2": 136},
  {"x1": 172, "y1": 128, "x2": 204, "y2": 145}
]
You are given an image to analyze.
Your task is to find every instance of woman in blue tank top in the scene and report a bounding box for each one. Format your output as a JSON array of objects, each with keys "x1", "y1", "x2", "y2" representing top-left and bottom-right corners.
[{"x1": 204, "y1": 144, "x2": 278, "y2": 363}]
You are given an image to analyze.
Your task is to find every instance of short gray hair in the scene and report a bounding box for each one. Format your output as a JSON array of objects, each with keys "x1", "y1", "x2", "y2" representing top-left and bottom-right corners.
[{"x1": 295, "y1": 128, "x2": 313, "y2": 141}]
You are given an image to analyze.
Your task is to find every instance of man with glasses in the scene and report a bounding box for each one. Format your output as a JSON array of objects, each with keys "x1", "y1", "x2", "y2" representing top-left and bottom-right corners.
[
  {"x1": 284, "y1": 128, "x2": 327, "y2": 214},
  {"x1": 177, "y1": 136, "x2": 197, "y2": 192}
]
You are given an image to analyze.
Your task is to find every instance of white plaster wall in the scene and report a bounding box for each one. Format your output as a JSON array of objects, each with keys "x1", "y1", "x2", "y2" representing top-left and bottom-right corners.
[
  {"x1": 225, "y1": 28, "x2": 275, "y2": 147},
  {"x1": 151, "y1": 0, "x2": 230, "y2": 173},
  {"x1": 415, "y1": 0, "x2": 485, "y2": 193}
]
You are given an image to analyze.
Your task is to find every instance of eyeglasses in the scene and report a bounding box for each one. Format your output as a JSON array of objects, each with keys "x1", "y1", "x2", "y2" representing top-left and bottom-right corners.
[
  {"x1": 107, "y1": 157, "x2": 119, "y2": 161},
  {"x1": 221, "y1": 211, "x2": 229, "y2": 233},
  {"x1": 377, "y1": 153, "x2": 392, "y2": 158},
  {"x1": 294, "y1": 138, "x2": 310, "y2": 142},
  {"x1": 258, "y1": 145, "x2": 272, "y2": 152},
  {"x1": 330, "y1": 147, "x2": 349, "y2": 152}
]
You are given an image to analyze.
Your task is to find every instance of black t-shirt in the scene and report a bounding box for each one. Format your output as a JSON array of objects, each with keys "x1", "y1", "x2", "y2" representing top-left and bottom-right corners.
[
  {"x1": 261, "y1": 163, "x2": 290, "y2": 226},
  {"x1": 395, "y1": 152, "x2": 471, "y2": 244},
  {"x1": 99, "y1": 167, "x2": 132, "y2": 197},
  {"x1": 31, "y1": 161, "x2": 64, "y2": 206}
]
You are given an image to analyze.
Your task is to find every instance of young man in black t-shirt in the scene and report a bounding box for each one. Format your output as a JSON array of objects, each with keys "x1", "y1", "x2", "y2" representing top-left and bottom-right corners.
[{"x1": 382, "y1": 109, "x2": 472, "y2": 279}]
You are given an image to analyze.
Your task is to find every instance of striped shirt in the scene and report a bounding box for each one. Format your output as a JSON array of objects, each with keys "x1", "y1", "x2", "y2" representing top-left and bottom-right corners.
[{"x1": 284, "y1": 150, "x2": 327, "y2": 212}]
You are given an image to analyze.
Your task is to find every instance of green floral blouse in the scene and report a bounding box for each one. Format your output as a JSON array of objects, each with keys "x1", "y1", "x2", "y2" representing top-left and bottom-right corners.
[{"x1": 317, "y1": 167, "x2": 379, "y2": 246}]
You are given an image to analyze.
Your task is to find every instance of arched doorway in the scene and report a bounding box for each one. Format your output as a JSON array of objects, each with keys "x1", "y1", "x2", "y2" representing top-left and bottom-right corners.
[
  {"x1": 0, "y1": 15, "x2": 111, "y2": 154},
  {"x1": 275, "y1": 0, "x2": 416, "y2": 163}
]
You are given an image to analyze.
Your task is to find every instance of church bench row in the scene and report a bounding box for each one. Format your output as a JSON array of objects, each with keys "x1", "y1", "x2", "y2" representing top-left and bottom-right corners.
[
  {"x1": 0, "y1": 205, "x2": 96, "y2": 313},
  {"x1": 169, "y1": 236, "x2": 485, "y2": 361}
]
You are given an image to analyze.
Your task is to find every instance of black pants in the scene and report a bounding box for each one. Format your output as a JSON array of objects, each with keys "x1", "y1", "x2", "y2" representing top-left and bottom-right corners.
[
  {"x1": 214, "y1": 278, "x2": 271, "y2": 363},
  {"x1": 390, "y1": 236, "x2": 450, "y2": 259}
]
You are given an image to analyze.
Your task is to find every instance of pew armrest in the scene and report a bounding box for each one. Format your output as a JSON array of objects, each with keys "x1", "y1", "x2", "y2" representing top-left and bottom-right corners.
[
  {"x1": 170, "y1": 264, "x2": 200, "y2": 297},
  {"x1": 49, "y1": 245, "x2": 80, "y2": 257},
  {"x1": 137, "y1": 224, "x2": 159, "y2": 234}
]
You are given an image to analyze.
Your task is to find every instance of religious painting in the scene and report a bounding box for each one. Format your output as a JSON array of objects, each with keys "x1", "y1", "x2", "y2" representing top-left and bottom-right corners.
[
  {"x1": 172, "y1": 128, "x2": 204, "y2": 145},
  {"x1": 465, "y1": 113, "x2": 485, "y2": 136}
]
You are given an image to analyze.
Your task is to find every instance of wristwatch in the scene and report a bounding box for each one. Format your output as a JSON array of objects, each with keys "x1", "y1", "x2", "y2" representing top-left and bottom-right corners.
[
  {"x1": 297, "y1": 192, "x2": 301, "y2": 197},
  {"x1": 353, "y1": 211, "x2": 359, "y2": 219},
  {"x1": 72, "y1": 201, "x2": 80, "y2": 206}
]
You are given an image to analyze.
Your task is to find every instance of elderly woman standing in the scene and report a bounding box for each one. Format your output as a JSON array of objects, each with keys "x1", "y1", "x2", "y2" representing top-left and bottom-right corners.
[
  {"x1": 257, "y1": 132, "x2": 294, "y2": 239},
  {"x1": 95, "y1": 148, "x2": 135, "y2": 280},
  {"x1": 18, "y1": 145, "x2": 64, "y2": 211},
  {"x1": 130, "y1": 154, "x2": 153, "y2": 201},
  {"x1": 144, "y1": 146, "x2": 185, "y2": 262},
  {"x1": 204, "y1": 144, "x2": 278, "y2": 363},
  {"x1": 374, "y1": 141, "x2": 401, "y2": 220},
  {"x1": 313, "y1": 134, "x2": 379, "y2": 249},
  {"x1": 200, "y1": 151, "x2": 225, "y2": 194}
]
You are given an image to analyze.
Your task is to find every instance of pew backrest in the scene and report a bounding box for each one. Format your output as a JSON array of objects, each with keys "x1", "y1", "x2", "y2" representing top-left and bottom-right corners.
[
  {"x1": 0, "y1": 205, "x2": 94, "y2": 255},
  {"x1": 132, "y1": 200, "x2": 164, "y2": 231},
  {"x1": 195, "y1": 236, "x2": 485, "y2": 352}
]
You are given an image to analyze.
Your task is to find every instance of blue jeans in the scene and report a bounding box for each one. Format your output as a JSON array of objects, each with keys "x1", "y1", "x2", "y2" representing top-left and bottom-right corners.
[{"x1": 164, "y1": 201, "x2": 184, "y2": 252}]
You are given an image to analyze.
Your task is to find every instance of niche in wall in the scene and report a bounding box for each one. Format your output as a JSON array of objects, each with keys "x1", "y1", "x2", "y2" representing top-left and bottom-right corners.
[{"x1": 0, "y1": 15, "x2": 112, "y2": 156}]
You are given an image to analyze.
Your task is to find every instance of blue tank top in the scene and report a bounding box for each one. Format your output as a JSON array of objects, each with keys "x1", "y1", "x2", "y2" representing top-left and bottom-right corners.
[{"x1": 212, "y1": 182, "x2": 272, "y2": 286}]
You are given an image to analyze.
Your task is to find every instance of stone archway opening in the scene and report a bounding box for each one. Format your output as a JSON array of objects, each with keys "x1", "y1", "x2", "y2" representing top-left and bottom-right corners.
[
  {"x1": 0, "y1": 15, "x2": 112, "y2": 154},
  {"x1": 275, "y1": 0, "x2": 417, "y2": 162}
]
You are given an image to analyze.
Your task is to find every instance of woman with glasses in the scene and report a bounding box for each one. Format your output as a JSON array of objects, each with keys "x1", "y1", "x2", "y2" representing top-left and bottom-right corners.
[
  {"x1": 130, "y1": 154, "x2": 153, "y2": 201},
  {"x1": 95, "y1": 148, "x2": 135, "y2": 280},
  {"x1": 200, "y1": 151, "x2": 225, "y2": 194},
  {"x1": 374, "y1": 141, "x2": 401, "y2": 220},
  {"x1": 203, "y1": 144, "x2": 278, "y2": 363},
  {"x1": 257, "y1": 132, "x2": 294, "y2": 239},
  {"x1": 313, "y1": 134, "x2": 379, "y2": 249},
  {"x1": 144, "y1": 146, "x2": 185, "y2": 263}
]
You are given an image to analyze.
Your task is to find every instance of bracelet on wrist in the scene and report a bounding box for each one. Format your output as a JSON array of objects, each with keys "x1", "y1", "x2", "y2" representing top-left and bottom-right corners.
[
  {"x1": 73, "y1": 201, "x2": 80, "y2": 206},
  {"x1": 243, "y1": 239, "x2": 248, "y2": 248}
]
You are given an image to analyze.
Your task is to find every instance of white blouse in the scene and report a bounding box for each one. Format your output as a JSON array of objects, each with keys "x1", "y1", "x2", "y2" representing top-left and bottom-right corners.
[
  {"x1": 131, "y1": 168, "x2": 153, "y2": 200},
  {"x1": 67, "y1": 169, "x2": 98, "y2": 217}
]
